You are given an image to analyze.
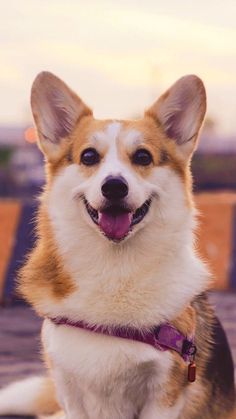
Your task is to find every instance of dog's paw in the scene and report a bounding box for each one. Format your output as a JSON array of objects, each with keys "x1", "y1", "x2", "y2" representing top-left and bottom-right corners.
[{"x1": 38, "y1": 412, "x2": 65, "y2": 419}]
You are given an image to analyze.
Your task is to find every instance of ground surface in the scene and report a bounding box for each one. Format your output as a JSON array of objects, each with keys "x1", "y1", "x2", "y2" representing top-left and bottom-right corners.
[{"x1": 0, "y1": 292, "x2": 236, "y2": 418}]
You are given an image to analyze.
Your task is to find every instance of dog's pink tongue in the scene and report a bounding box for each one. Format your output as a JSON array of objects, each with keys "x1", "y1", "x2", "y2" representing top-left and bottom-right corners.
[{"x1": 99, "y1": 212, "x2": 132, "y2": 240}]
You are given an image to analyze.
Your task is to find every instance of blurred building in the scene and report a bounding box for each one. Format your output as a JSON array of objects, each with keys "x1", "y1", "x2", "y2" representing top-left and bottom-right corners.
[
  {"x1": 198, "y1": 134, "x2": 236, "y2": 154},
  {"x1": 192, "y1": 133, "x2": 236, "y2": 191},
  {"x1": 0, "y1": 126, "x2": 44, "y2": 198}
]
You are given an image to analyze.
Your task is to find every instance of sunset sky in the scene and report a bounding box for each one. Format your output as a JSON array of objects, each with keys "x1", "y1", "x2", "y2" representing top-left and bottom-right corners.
[{"x1": 1, "y1": 0, "x2": 236, "y2": 135}]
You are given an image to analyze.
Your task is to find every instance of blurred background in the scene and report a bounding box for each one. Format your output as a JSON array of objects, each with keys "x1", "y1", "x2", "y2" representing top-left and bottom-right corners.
[
  {"x1": 1, "y1": 0, "x2": 236, "y2": 401},
  {"x1": 1, "y1": 0, "x2": 236, "y2": 301}
]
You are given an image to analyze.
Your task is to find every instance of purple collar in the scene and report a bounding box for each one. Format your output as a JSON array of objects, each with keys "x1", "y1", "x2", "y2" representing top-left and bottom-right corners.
[{"x1": 49, "y1": 317, "x2": 196, "y2": 364}]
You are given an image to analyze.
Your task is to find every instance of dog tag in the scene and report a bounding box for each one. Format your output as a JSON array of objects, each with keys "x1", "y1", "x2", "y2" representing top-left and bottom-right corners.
[{"x1": 188, "y1": 362, "x2": 196, "y2": 382}]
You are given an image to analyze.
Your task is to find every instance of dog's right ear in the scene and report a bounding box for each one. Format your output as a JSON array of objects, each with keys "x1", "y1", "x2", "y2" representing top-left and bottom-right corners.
[{"x1": 31, "y1": 72, "x2": 92, "y2": 161}]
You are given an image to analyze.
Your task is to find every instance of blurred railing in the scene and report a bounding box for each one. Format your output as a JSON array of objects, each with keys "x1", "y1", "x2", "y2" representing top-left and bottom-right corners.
[{"x1": 195, "y1": 192, "x2": 236, "y2": 289}]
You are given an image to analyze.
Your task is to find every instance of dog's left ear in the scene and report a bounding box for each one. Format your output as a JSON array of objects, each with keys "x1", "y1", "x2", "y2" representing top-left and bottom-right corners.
[{"x1": 145, "y1": 75, "x2": 206, "y2": 158}]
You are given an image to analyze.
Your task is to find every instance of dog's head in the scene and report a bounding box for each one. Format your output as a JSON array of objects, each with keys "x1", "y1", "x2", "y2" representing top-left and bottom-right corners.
[{"x1": 31, "y1": 72, "x2": 206, "y2": 244}]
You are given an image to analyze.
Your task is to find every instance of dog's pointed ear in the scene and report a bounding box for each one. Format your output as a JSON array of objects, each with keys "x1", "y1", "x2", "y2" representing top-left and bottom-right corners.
[
  {"x1": 145, "y1": 75, "x2": 206, "y2": 158},
  {"x1": 31, "y1": 71, "x2": 92, "y2": 160}
]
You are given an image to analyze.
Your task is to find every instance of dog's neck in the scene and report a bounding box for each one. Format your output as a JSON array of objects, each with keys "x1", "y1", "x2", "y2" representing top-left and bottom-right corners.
[
  {"x1": 48, "y1": 198, "x2": 197, "y2": 281},
  {"x1": 32, "y1": 205, "x2": 209, "y2": 328}
]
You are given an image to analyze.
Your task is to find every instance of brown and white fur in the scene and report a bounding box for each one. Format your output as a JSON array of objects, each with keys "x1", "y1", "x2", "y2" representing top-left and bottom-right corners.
[{"x1": 0, "y1": 72, "x2": 235, "y2": 418}]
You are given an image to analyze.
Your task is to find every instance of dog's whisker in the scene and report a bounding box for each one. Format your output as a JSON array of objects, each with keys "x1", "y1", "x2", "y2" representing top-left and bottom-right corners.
[{"x1": 71, "y1": 190, "x2": 84, "y2": 202}]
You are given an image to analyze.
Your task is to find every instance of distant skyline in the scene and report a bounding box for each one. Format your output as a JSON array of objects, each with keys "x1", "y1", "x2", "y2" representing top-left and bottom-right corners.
[{"x1": 1, "y1": 0, "x2": 236, "y2": 135}]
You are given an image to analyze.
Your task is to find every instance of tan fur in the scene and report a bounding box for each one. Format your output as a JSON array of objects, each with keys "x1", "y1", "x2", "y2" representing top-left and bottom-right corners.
[
  {"x1": 46, "y1": 115, "x2": 193, "y2": 207},
  {"x1": 34, "y1": 377, "x2": 59, "y2": 416},
  {"x1": 71, "y1": 116, "x2": 188, "y2": 180},
  {"x1": 19, "y1": 206, "x2": 76, "y2": 308}
]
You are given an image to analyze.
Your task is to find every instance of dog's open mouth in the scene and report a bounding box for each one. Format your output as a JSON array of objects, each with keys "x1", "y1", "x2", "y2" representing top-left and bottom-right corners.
[{"x1": 84, "y1": 198, "x2": 151, "y2": 241}]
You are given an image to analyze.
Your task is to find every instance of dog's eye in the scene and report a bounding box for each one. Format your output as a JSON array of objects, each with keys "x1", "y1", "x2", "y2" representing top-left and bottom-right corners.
[
  {"x1": 81, "y1": 148, "x2": 100, "y2": 166},
  {"x1": 132, "y1": 149, "x2": 153, "y2": 166}
]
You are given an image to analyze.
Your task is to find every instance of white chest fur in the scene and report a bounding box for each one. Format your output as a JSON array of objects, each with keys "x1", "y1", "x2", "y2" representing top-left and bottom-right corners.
[{"x1": 42, "y1": 319, "x2": 184, "y2": 419}]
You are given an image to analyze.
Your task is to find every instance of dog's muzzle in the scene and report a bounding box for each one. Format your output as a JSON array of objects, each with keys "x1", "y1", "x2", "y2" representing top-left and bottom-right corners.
[{"x1": 84, "y1": 195, "x2": 152, "y2": 242}]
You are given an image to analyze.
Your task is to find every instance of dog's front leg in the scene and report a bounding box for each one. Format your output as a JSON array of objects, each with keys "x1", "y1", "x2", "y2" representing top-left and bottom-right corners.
[
  {"x1": 139, "y1": 396, "x2": 184, "y2": 419},
  {"x1": 38, "y1": 412, "x2": 66, "y2": 419},
  {"x1": 51, "y1": 369, "x2": 89, "y2": 419}
]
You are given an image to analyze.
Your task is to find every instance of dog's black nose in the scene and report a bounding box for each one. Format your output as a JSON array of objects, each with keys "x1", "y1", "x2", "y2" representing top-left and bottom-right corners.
[{"x1": 101, "y1": 176, "x2": 128, "y2": 200}]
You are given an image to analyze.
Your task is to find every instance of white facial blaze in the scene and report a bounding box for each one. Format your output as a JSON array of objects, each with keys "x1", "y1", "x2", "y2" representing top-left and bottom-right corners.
[
  {"x1": 73, "y1": 122, "x2": 153, "y2": 211},
  {"x1": 101, "y1": 121, "x2": 124, "y2": 176}
]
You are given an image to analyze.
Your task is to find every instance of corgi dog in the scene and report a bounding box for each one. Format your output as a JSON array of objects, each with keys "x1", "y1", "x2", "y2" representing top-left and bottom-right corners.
[{"x1": 0, "y1": 72, "x2": 235, "y2": 419}]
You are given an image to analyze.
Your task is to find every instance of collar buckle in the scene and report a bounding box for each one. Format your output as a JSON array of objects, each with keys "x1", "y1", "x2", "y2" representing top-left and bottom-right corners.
[{"x1": 182, "y1": 339, "x2": 197, "y2": 360}]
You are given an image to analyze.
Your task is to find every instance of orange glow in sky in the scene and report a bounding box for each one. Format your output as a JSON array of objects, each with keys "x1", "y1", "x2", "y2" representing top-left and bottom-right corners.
[{"x1": 24, "y1": 127, "x2": 37, "y2": 143}]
